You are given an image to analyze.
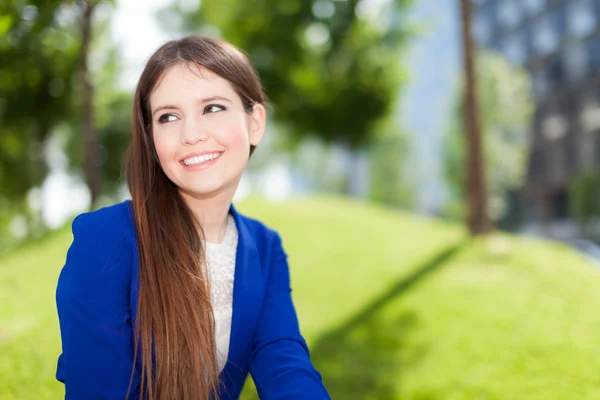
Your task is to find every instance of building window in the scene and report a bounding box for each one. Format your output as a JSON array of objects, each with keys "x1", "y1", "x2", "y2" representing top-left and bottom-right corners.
[
  {"x1": 533, "y1": 14, "x2": 559, "y2": 55},
  {"x1": 563, "y1": 41, "x2": 588, "y2": 81},
  {"x1": 473, "y1": 10, "x2": 491, "y2": 45},
  {"x1": 517, "y1": 25, "x2": 533, "y2": 59},
  {"x1": 594, "y1": 0, "x2": 600, "y2": 17},
  {"x1": 475, "y1": 2, "x2": 499, "y2": 48},
  {"x1": 528, "y1": 148, "x2": 545, "y2": 181},
  {"x1": 550, "y1": 3, "x2": 568, "y2": 37},
  {"x1": 497, "y1": 0, "x2": 521, "y2": 29},
  {"x1": 502, "y1": 35, "x2": 527, "y2": 65},
  {"x1": 547, "y1": 56, "x2": 565, "y2": 87},
  {"x1": 533, "y1": 68, "x2": 550, "y2": 97},
  {"x1": 523, "y1": 0, "x2": 546, "y2": 17},
  {"x1": 567, "y1": 0, "x2": 596, "y2": 38},
  {"x1": 586, "y1": 35, "x2": 600, "y2": 71}
]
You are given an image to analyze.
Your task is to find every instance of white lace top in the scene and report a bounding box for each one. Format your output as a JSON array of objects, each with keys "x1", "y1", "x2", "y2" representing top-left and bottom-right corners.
[{"x1": 204, "y1": 214, "x2": 237, "y2": 372}]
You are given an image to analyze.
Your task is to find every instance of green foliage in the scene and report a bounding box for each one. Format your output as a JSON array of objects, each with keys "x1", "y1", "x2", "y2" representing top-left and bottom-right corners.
[
  {"x1": 164, "y1": 0, "x2": 413, "y2": 149},
  {"x1": 0, "y1": 1, "x2": 81, "y2": 245},
  {"x1": 0, "y1": 1, "x2": 79, "y2": 198},
  {"x1": 444, "y1": 51, "x2": 534, "y2": 222},
  {"x1": 569, "y1": 170, "x2": 600, "y2": 238},
  {"x1": 0, "y1": 1, "x2": 126, "y2": 250}
]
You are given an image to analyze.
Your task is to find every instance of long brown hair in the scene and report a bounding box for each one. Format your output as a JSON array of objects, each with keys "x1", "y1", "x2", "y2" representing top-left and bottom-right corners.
[{"x1": 123, "y1": 35, "x2": 265, "y2": 400}]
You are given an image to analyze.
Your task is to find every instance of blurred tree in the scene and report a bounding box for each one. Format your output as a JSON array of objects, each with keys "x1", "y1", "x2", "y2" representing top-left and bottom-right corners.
[
  {"x1": 0, "y1": 0, "x2": 123, "y2": 251},
  {"x1": 162, "y1": 0, "x2": 414, "y2": 195},
  {"x1": 444, "y1": 50, "x2": 534, "y2": 225},
  {"x1": 0, "y1": 0, "x2": 80, "y2": 247},
  {"x1": 64, "y1": 0, "x2": 127, "y2": 208},
  {"x1": 66, "y1": 35, "x2": 132, "y2": 204}
]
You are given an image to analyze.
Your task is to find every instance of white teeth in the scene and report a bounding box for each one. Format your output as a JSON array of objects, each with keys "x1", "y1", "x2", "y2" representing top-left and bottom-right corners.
[{"x1": 183, "y1": 152, "x2": 221, "y2": 166}]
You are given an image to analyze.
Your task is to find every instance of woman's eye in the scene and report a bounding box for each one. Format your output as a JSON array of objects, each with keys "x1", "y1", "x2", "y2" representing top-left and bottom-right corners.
[
  {"x1": 204, "y1": 104, "x2": 226, "y2": 114},
  {"x1": 158, "y1": 114, "x2": 178, "y2": 124}
]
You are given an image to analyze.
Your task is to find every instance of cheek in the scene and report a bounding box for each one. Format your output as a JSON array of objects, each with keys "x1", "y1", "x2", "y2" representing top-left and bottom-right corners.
[
  {"x1": 152, "y1": 132, "x2": 177, "y2": 163},
  {"x1": 215, "y1": 121, "x2": 250, "y2": 150}
]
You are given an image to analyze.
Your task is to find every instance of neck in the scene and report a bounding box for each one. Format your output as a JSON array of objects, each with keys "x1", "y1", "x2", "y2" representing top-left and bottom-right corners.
[{"x1": 179, "y1": 183, "x2": 238, "y2": 244}]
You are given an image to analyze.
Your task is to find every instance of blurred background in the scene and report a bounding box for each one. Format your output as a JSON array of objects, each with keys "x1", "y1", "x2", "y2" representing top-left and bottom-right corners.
[{"x1": 3, "y1": 0, "x2": 600, "y2": 398}]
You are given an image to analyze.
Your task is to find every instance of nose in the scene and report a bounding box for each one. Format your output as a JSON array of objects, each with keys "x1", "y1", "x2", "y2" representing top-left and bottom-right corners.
[{"x1": 180, "y1": 117, "x2": 209, "y2": 145}]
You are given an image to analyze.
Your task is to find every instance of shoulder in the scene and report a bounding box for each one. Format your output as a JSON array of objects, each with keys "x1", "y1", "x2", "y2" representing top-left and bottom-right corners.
[
  {"x1": 57, "y1": 201, "x2": 136, "y2": 321},
  {"x1": 62, "y1": 200, "x2": 137, "y2": 289},
  {"x1": 72, "y1": 200, "x2": 135, "y2": 242}
]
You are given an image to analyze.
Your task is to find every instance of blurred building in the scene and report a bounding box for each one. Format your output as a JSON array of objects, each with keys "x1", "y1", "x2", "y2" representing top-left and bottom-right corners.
[{"x1": 472, "y1": 0, "x2": 600, "y2": 222}]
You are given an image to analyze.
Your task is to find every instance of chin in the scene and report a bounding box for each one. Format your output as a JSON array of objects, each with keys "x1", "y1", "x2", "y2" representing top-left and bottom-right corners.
[{"x1": 179, "y1": 180, "x2": 236, "y2": 199}]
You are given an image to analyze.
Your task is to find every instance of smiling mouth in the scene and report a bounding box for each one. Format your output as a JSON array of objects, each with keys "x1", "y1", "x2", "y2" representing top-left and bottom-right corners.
[{"x1": 181, "y1": 152, "x2": 223, "y2": 166}]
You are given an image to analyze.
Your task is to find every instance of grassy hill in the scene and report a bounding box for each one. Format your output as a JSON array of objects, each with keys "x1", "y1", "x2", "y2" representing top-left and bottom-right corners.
[{"x1": 1, "y1": 196, "x2": 600, "y2": 399}]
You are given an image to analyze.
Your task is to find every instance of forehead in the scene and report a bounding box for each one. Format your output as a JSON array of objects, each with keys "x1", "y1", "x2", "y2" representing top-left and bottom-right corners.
[{"x1": 150, "y1": 63, "x2": 236, "y2": 105}]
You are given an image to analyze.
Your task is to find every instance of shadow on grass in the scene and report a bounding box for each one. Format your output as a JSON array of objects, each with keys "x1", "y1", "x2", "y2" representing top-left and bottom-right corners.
[
  {"x1": 240, "y1": 242, "x2": 466, "y2": 400},
  {"x1": 311, "y1": 242, "x2": 466, "y2": 399},
  {"x1": 312, "y1": 310, "x2": 421, "y2": 399}
]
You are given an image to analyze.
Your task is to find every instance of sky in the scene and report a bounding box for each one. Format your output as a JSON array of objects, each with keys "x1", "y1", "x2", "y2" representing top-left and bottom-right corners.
[
  {"x1": 110, "y1": 0, "x2": 174, "y2": 89},
  {"x1": 399, "y1": 0, "x2": 461, "y2": 214}
]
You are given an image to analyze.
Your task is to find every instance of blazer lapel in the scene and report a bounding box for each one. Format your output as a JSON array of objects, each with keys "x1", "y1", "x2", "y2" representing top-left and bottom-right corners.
[{"x1": 220, "y1": 204, "x2": 266, "y2": 386}]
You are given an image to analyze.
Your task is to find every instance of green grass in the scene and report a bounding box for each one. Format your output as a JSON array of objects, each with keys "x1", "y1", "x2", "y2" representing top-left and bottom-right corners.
[{"x1": 2, "y1": 196, "x2": 600, "y2": 399}]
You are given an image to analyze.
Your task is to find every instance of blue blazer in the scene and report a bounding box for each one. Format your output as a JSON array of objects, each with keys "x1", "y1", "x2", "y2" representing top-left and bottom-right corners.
[{"x1": 55, "y1": 200, "x2": 329, "y2": 399}]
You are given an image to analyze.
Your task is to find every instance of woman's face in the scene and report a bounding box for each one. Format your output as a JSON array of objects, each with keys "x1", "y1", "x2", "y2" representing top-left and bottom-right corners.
[{"x1": 150, "y1": 63, "x2": 265, "y2": 200}]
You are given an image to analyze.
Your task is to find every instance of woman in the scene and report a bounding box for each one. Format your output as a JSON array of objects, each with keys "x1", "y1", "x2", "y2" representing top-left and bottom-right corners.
[{"x1": 55, "y1": 35, "x2": 330, "y2": 400}]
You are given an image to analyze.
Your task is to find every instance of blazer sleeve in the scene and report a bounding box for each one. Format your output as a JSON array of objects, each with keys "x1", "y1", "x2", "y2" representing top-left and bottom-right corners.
[
  {"x1": 248, "y1": 233, "x2": 330, "y2": 399},
  {"x1": 55, "y1": 213, "x2": 139, "y2": 399}
]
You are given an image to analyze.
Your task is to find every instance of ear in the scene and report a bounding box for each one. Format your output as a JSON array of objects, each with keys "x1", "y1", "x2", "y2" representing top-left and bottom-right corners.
[{"x1": 247, "y1": 103, "x2": 266, "y2": 147}]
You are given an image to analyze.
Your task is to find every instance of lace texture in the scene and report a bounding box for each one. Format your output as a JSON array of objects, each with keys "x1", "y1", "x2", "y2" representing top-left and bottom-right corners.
[{"x1": 204, "y1": 214, "x2": 237, "y2": 372}]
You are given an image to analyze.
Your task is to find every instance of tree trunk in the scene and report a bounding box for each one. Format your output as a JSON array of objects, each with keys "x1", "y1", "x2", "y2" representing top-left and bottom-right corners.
[
  {"x1": 459, "y1": 0, "x2": 492, "y2": 236},
  {"x1": 80, "y1": 0, "x2": 101, "y2": 210}
]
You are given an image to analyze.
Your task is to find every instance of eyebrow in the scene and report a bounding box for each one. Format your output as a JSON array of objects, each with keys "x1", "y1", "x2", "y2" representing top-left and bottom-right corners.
[{"x1": 151, "y1": 96, "x2": 233, "y2": 117}]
